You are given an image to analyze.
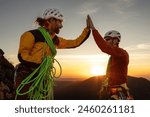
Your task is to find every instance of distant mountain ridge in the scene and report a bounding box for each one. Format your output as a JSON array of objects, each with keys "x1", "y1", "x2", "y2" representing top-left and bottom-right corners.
[{"x1": 54, "y1": 76, "x2": 150, "y2": 100}]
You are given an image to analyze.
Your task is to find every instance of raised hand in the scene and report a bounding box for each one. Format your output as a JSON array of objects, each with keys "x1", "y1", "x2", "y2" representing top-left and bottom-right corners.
[
  {"x1": 86, "y1": 15, "x2": 90, "y2": 29},
  {"x1": 87, "y1": 15, "x2": 96, "y2": 30}
]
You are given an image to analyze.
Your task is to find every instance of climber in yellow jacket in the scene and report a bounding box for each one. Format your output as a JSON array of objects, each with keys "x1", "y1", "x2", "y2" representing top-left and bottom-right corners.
[{"x1": 15, "y1": 8, "x2": 90, "y2": 99}]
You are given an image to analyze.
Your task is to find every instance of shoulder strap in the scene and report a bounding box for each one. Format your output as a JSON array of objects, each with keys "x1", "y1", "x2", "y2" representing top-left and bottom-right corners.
[
  {"x1": 29, "y1": 29, "x2": 45, "y2": 42},
  {"x1": 38, "y1": 27, "x2": 57, "y2": 57}
]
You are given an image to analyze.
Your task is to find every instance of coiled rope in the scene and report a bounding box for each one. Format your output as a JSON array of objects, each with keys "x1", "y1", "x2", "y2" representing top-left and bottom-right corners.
[{"x1": 15, "y1": 27, "x2": 62, "y2": 99}]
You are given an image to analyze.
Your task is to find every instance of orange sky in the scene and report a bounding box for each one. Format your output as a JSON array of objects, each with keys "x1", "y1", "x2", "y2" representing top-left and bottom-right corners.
[
  {"x1": 54, "y1": 54, "x2": 150, "y2": 80},
  {"x1": 5, "y1": 52, "x2": 150, "y2": 80}
]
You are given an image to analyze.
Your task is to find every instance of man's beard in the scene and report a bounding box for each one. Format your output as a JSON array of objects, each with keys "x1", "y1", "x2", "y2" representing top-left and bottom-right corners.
[
  {"x1": 54, "y1": 28, "x2": 60, "y2": 34},
  {"x1": 47, "y1": 28, "x2": 60, "y2": 34}
]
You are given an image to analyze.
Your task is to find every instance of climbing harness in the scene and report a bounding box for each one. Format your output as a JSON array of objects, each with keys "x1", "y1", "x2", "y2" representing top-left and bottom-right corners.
[{"x1": 15, "y1": 27, "x2": 62, "y2": 99}]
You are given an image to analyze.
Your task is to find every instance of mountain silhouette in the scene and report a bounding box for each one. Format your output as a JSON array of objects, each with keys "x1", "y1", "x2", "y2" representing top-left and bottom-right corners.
[
  {"x1": 54, "y1": 76, "x2": 150, "y2": 100},
  {"x1": 128, "y1": 76, "x2": 150, "y2": 99}
]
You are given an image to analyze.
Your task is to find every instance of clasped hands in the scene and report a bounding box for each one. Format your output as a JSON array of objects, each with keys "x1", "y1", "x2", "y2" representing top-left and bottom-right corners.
[{"x1": 86, "y1": 15, "x2": 96, "y2": 30}]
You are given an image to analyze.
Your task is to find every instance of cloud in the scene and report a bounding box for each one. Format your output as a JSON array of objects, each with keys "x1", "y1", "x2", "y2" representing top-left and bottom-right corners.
[
  {"x1": 77, "y1": 1, "x2": 99, "y2": 15},
  {"x1": 76, "y1": 0, "x2": 138, "y2": 26},
  {"x1": 125, "y1": 43, "x2": 150, "y2": 64},
  {"x1": 125, "y1": 43, "x2": 150, "y2": 51},
  {"x1": 108, "y1": 0, "x2": 136, "y2": 15},
  {"x1": 56, "y1": 54, "x2": 107, "y2": 59},
  {"x1": 79, "y1": 8, "x2": 99, "y2": 15},
  {"x1": 56, "y1": 54, "x2": 108, "y2": 63},
  {"x1": 130, "y1": 53, "x2": 150, "y2": 59},
  {"x1": 137, "y1": 43, "x2": 150, "y2": 50}
]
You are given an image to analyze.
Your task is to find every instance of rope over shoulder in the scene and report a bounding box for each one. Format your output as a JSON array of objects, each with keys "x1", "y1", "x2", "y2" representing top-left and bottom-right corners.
[
  {"x1": 15, "y1": 27, "x2": 62, "y2": 100},
  {"x1": 38, "y1": 27, "x2": 57, "y2": 57}
]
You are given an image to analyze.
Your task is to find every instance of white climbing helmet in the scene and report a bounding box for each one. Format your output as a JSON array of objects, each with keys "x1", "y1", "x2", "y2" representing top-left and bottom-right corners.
[
  {"x1": 104, "y1": 30, "x2": 121, "y2": 41},
  {"x1": 43, "y1": 8, "x2": 63, "y2": 21}
]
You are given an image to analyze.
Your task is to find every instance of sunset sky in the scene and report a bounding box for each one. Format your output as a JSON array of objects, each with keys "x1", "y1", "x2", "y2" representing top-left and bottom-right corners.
[{"x1": 0, "y1": 0, "x2": 150, "y2": 80}]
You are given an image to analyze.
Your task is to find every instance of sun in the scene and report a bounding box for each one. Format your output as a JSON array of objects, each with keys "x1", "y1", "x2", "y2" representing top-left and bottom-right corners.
[{"x1": 90, "y1": 65, "x2": 105, "y2": 76}]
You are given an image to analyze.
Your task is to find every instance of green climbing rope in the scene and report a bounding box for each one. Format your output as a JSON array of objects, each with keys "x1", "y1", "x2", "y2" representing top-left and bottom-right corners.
[{"x1": 15, "y1": 27, "x2": 62, "y2": 100}]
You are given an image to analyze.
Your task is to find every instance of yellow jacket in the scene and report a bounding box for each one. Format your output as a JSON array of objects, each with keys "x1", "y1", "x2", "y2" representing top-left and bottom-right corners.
[{"x1": 18, "y1": 27, "x2": 90, "y2": 67}]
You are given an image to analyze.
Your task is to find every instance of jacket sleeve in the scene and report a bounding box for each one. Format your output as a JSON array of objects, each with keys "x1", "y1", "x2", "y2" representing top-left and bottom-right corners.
[
  {"x1": 92, "y1": 29, "x2": 128, "y2": 57},
  {"x1": 18, "y1": 32, "x2": 40, "y2": 64},
  {"x1": 56, "y1": 27, "x2": 90, "y2": 49}
]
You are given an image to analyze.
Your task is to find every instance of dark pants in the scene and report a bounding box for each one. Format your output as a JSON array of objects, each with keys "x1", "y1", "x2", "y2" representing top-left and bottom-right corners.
[{"x1": 14, "y1": 64, "x2": 35, "y2": 100}]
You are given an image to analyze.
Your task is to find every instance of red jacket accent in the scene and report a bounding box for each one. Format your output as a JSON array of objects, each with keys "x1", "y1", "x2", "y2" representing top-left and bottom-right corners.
[{"x1": 92, "y1": 30, "x2": 129, "y2": 86}]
